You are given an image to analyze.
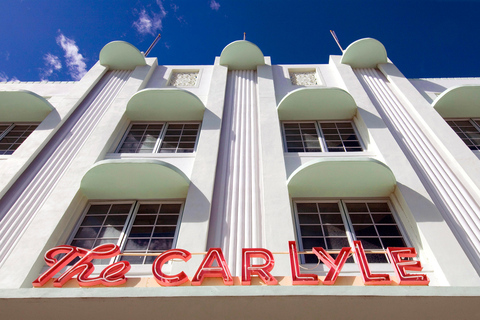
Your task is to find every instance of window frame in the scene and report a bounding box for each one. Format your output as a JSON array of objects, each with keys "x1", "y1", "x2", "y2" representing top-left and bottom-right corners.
[
  {"x1": 292, "y1": 198, "x2": 412, "y2": 267},
  {"x1": 0, "y1": 122, "x2": 39, "y2": 155},
  {"x1": 282, "y1": 120, "x2": 364, "y2": 153},
  {"x1": 445, "y1": 118, "x2": 480, "y2": 151},
  {"x1": 115, "y1": 121, "x2": 201, "y2": 154},
  {"x1": 67, "y1": 200, "x2": 184, "y2": 266}
]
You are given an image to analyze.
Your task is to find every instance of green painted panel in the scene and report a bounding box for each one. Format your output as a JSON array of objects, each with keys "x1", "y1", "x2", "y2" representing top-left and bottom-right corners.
[
  {"x1": 219, "y1": 40, "x2": 265, "y2": 70},
  {"x1": 277, "y1": 87, "x2": 357, "y2": 120},
  {"x1": 99, "y1": 41, "x2": 146, "y2": 70},
  {"x1": 126, "y1": 88, "x2": 205, "y2": 121},
  {"x1": 81, "y1": 159, "x2": 190, "y2": 200},
  {"x1": 287, "y1": 158, "x2": 396, "y2": 198},
  {"x1": 0, "y1": 90, "x2": 54, "y2": 122},
  {"x1": 432, "y1": 85, "x2": 480, "y2": 118},
  {"x1": 341, "y1": 38, "x2": 388, "y2": 69}
]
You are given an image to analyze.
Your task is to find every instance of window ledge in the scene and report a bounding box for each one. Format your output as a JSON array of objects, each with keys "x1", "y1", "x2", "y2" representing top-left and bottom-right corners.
[
  {"x1": 284, "y1": 151, "x2": 376, "y2": 158},
  {"x1": 105, "y1": 152, "x2": 196, "y2": 160}
]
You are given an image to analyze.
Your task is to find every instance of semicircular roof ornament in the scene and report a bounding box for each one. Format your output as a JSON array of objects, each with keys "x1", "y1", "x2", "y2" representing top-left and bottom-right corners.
[
  {"x1": 277, "y1": 87, "x2": 357, "y2": 120},
  {"x1": 219, "y1": 40, "x2": 265, "y2": 70},
  {"x1": 0, "y1": 90, "x2": 54, "y2": 122},
  {"x1": 287, "y1": 157, "x2": 396, "y2": 198},
  {"x1": 80, "y1": 159, "x2": 190, "y2": 200},
  {"x1": 432, "y1": 85, "x2": 480, "y2": 118},
  {"x1": 341, "y1": 38, "x2": 388, "y2": 68},
  {"x1": 99, "y1": 41, "x2": 147, "y2": 70},
  {"x1": 126, "y1": 88, "x2": 205, "y2": 121}
]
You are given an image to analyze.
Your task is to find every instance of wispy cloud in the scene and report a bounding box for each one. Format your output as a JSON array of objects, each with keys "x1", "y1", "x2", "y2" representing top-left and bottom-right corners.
[
  {"x1": 0, "y1": 72, "x2": 18, "y2": 82},
  {"x1": 0, "y1": 72, "x2": 8, "y2": 82},
  {"x1": 210, "y1": 0, "x2": 220, "y2": 11},
  {"x1": 40, "y1": 53, "x2": 62, "y2": 80},
  {"x1": 133, "y1": 0, "x2": 167, "y2": 36},
  {"x1": 56, "y1": 32, "x2": 87, "y2": 81}
]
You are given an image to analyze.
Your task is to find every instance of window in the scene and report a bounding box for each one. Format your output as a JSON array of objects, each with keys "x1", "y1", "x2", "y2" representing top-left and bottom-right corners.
[
  {"x1": 69, "y1": 201, "x2": 183, "y2": 265},
  {"x1": 294, "y1": 200, "x2": 407, "y2": 264},
  {"x1": 446, "y1": 119, "x2": 480, "y2": 151},
  {"x1": 0, "y1": 123, "x2": 38, "y2": 155},
  {"x1": 117, "y1": 122, "x2": 200, "y2": 154},
  {"x1": 283, "y1": 121, "x2": 362, "y2": 152}
]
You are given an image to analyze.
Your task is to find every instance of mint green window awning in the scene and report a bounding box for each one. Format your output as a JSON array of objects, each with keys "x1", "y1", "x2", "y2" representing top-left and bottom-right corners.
[
  {"x1": 277, "y1": 87, "x2": 357, "y2": 120},
  {"x1": 287, "y1": 158, "x2": 396, "y2": 198},
  {"x1": 0, "y1": 90, "x2": 54, "y2": 122},
  {"x1": 125, "y1": 88, "x2": 205, "y2": 121},
  {"x1": 81, "y1": 159, "x2": 190, "y2": 199}
]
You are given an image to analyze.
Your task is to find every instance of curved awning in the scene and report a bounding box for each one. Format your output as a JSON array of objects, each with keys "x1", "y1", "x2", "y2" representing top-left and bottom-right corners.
[
  {"x1": 0, "y1": 90, "x2": 54, "y2": 122},
  {"x1": 81, "y1": 159, "x2": 190, "y2": 199},
  {"x1": 219, "y1": 40, "x2": 265, "y2": 70},
  {"x1": 126, "y1": 88, "x2": 205, "y2": 121},
  {"x1": 277, "y1": 87, "x2": 357, "y2": 120},
  {"x1": 432, "y1": 85, "x2": 480, "y2": 118},
  {"x1": 341, "y1": 38, "x2": 388, "y2": 68},
  {"x1": 99, "y1": 41, "x2": 147, "y2": 70},
  {"x1": 287, "y1": 158, "x2": 396, "y2": 198}
]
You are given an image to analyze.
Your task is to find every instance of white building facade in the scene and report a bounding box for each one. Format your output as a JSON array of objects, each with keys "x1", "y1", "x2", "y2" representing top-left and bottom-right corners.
[{"x1": 1, "y1": 38, "x2": 480, "y2": 319}]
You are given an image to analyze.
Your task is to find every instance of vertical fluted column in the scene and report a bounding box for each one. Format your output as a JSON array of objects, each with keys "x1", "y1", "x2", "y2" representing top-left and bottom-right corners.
[
  {"x1": 0, "y1": 70, "x2": 132, "y2": 267},
  {"x1": 356, "y1": 67, "x2": 480, "y2": 269},
  {"x1": 209, "y1": 70, "x2": 263, "y2": 275}
]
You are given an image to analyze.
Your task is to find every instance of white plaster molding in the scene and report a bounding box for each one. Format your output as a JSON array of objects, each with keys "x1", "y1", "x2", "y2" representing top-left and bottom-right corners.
[
  {"x1": 356, "y1": 67, "x2": 480, "y2": 270},
  {"x1": 209, "y1": 70, "x2": 262, "y2": 275},
  {"x1": 0, "y1": 70, "x2": 132, "y2": 267}
]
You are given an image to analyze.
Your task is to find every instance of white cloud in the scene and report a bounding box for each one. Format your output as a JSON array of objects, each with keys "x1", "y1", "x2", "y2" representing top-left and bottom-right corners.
[
  {"x1": 0, "y1": 72, "x2": 18, "y2": 82},
  {"x1": 0, "y1": 72, "x2": 8, "y2": 82},
  {"x1": 40, "y1": 53, "x2": 62, "y2": 80},
  {"x1": 210, "y1": 0, "x2": 220, "y2": 11},
  {"x1": 133, "y1": 1, "x2": 167, "y2": 36},
  {"x1": 56, "y1": 33, "x2": 87, "y2": 81},
  {"x1": 171, "y1": 3, "x2": 179, "y2": 12}
]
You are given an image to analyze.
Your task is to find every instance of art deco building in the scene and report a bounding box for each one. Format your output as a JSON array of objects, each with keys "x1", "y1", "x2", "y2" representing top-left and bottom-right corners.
[{"x1": 1, "y1": 38, "x2": 480, "y2": 319}]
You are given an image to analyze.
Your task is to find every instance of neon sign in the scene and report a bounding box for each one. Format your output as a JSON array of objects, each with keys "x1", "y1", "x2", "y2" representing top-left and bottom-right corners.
[{"x1": 33, "y1": 241, "x2": 429, "y2": 287}]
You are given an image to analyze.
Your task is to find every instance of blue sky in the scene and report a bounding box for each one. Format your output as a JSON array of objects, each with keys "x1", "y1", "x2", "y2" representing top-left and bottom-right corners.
[{"x1": 1, "y1": 0, "x2": 479, "y2": 81}]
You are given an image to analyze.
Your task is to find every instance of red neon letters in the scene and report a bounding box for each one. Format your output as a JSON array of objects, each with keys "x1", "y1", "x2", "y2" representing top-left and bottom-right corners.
[
  {"x1": 33, "y1": 241, "x2": 429, "y2": 287},
  {"x1": 191, "y1": 248, "x2": 234, "y2": 286},
  {"x1": 242, "y1": 248, "x2": 277, "y2": 285},
  {"x1": 386, "y1": 247, "x2": 430, "y2": 285},
  {"x1": 32, "y1": 244, "x2": 130, "y2": 287},
  {"x1": 288, "y1": 241, "x2": 318, "y2": 285},
  {"x1": 312, "y1": 246, "x2": 352, "y2": 285},
  {"x1": 152, "y1": 249, "x2": 192, "y2": 286},
  {"x1": 353, "y1": 240, "x2": 392, "y2": 285}
]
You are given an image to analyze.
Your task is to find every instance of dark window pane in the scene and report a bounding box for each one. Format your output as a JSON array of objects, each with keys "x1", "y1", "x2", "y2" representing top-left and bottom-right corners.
[
  {"x1": 149, "y1": 239, "x2": 173, "y2": 251},
  {"x1": 129, "y1": 226, "x2": 154, "y2": 238},
  {"x1": 346, "y1": 203, "x2": 368, "y2": 212},
  {"x1": 371, "y1": 214, "x2": 395, "y2": 224},
  {"x1": 381, "y1": 238, "x2": 407, "y2": 248},
  {"x1": 302, "y1": 238, "x2": 325, "y2": 250},
  {"x1": 298, "y1": 214, "x2": 320, "y2": 224},
  {"x1": 323, "y1": 225, "x2": 346, "y2": 237},
  {"x1": 153, "y1": 226, "x2": 177, "y2": 237},
  {"x1": 296, "y1": 203, "x2": 318, "y2": 213},
  {"x1": 325, "y1": 237, "x2": 350, "y2": 249},
  {"x1": 300, "y1": 225, "x2": 323, "y2": 236},
  {"x1": 376, "y1": 225, "x2": 402, "y2": 237},
  {"x1": 124, "y1": 239, "x2": 149, "y2": 251},
  {"x1": 320, "y1": 213, "x2": 343, "y2": 224},
  {"x1": 352, "y1": 225, "x2": 377, "y2": 237},
  {"x1": 74, "y1": 227, "x2": 100, "y2": 239},
  {"x1": 349, "y1": 214, "x2": 373, "y2": 224},
  {"x1": 357, "y1": 238, "x2": 382, "y2": 250},
  {"x1": 317, "y1": 203, "x2": 340, "y2": 213}
]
